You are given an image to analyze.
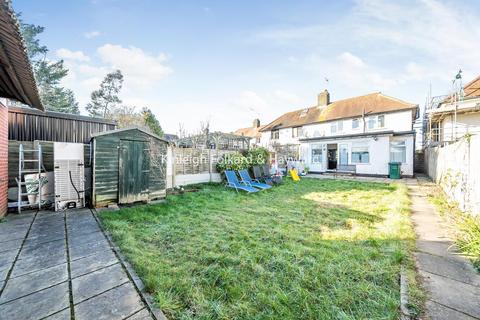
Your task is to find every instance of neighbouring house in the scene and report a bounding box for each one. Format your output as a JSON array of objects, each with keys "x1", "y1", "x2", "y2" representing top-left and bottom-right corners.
[
  {"x1": 234, "y1": 118, "x2": 265, "y2": 147},
  {"x1": 163, "y1": 133, "x2": 179, "y2": 142},
  {"x1": 0, "y1": 1, "x2": 44, "y2": 217},
  {"x1": 260, "y1": 90, "x2": 418, "y2": 177},
  {"x1": 176, "y1": 131, "x2": 250, "y2": 150},
  {"x1": 424, "y1": 74, "x2": 480, "y2": 215},
  {"x1": 425, "y1": 75, "x2": 480, "y2": 145}
]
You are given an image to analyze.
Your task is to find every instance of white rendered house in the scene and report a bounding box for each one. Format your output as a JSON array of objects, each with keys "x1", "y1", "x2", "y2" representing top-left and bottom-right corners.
[{"x1": 260, "y1": 90, "x2": 418, "y2": 177}]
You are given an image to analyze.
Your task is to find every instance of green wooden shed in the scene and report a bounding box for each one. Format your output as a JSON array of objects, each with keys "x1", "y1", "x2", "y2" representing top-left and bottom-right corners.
[{"x1": 91, "y1": 128, "x2": 169, "y2": 207}]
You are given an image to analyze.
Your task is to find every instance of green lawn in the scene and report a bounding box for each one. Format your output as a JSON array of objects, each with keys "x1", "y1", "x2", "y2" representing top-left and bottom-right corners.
[{"x1": 100, "y1": 178, "x2": 421, "y2": 319}]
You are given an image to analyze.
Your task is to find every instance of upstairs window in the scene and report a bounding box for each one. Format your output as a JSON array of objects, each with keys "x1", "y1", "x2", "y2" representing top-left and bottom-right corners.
[
  {"x1": 352, "y1": 118, "x2": 360, "y2": 129},
  {"x1": 337, "y1": 120, "x2": 343, "y2": 132},
  {"x1": 292, "y1": 126, "x2": 303, "y2": 138},
  {"x1": 271, "y1": 130, "x2": 279, "y2": 140},
  {"x1": 367, "y1": 115, "x2": 385, "y2": 130},
  {"x1": 330, "y1": 122, "x2": 337, "y2": 134}
]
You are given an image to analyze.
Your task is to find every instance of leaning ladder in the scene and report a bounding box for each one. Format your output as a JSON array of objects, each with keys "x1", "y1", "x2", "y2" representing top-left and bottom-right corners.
[{"x1": 16, "y1": 144, "x2": 43, "y2": 213}]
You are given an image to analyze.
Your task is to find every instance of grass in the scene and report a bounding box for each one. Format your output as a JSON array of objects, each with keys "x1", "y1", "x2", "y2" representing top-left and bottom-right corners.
[
  {"x1": 100, "y1": 178, "x2": 421, "y2": 319},
  {"x1": 428, "y1": 190, "x2": 480, "y2": 272}
]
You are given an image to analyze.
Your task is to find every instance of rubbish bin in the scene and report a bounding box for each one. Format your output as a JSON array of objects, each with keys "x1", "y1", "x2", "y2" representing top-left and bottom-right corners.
[{"x1": 388, "y1": 162, "x2": 401, "y2": 179}]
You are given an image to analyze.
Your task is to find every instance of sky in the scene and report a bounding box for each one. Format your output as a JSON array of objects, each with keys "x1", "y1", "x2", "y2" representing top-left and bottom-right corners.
[{"x1": 13, "y1": 0, "x2": 480, "y2": 135}]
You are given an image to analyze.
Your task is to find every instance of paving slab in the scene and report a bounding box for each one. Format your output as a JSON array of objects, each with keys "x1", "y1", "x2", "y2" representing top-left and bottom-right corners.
[
  {"x1": 43, "y1": 308, "x2": 71, "y2": 320},
  {"x1": 0, "y1": 238, "x2": 23, "y2": 253},
  {"x1": 425, "y1": 301, "x2": 478, "y2": 320},
  {"x1": 75, "y1": 282, "x2": 145, "y2": 320},
  {"x1": 0, "y1": 263, "x2": 68, "y2": 303},
  {"x1": 71, "y1": 249, "x2": 118, "y2": 278},
  {"x1": 0, "y1": 282, "x2": 69, "y2": 320},
  {"x1": 0, "y1": 249, "x2": 18, "y2": 270},
  {"x1": 69, "y1": 238, "x2": 111, "y2": 260},
  {"x1": 127, "y1": 308, "x2": 154, "y2": 320},
  {"x1": 0, "y1": 229, "x2": 28, "y2": 242},
  {"x1": 419, "y1": 270, "x2": 480, "y2": 318},
  {"x1": 72, "y1": 263, "x2": 129, "y2": 303},
  {"x1": 415, "y1": 251, "x2": 480, "y2": 286},
  {"x1": 0, "y1": 266, "x2": 10, "y2": 281},
  {"x1": 68, "y1": 230, "x2": 106, "y2": 246},
  {"x1": 12, "y1": 248, "x2": 67, "y2": 277}
]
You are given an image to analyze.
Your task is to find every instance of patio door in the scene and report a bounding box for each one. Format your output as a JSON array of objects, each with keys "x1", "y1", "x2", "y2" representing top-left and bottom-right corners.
[
  {"x1": 310, "y1": 144, "x2": 324, "y2": 172},
  {"x1": 339, "y1": 144, "x2": 348, "y2": 165}
]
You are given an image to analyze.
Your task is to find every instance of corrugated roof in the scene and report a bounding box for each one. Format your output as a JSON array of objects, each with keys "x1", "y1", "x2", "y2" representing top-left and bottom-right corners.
[
  {"x1": 261, "y1": 92, "x2": 417, "y2": 131},
  {"x1": 0, "y1": 1, "x2": 43, "y2": 110}
]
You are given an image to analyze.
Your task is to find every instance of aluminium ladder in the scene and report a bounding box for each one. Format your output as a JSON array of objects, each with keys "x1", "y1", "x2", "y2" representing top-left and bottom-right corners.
[{"x1": 15, "y1": 144, "x2": 43, "y2": 213}]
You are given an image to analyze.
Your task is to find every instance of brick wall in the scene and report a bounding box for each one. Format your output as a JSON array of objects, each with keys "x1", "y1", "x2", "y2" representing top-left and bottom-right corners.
[{"x1": 0, "y1": 102, "x2": 7, "y2": 217}]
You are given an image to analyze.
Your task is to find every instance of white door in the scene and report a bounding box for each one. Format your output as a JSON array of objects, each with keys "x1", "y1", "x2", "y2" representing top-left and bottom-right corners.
[
  {"x1": 310, "y1": 143, "x2": 324, "y2": 172},
  {"x1": 339, "y1": 144, "x2": 348, "y2": 166}
]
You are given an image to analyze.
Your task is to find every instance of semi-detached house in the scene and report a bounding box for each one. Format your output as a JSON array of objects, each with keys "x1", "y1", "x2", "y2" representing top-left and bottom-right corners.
[{"x1": 259, "y1": 90, "x2": 418, "y2": 177}]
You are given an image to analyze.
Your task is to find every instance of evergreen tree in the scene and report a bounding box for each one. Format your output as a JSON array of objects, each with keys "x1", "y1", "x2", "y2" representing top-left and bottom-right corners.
[
  {"x1": 86, "y1": 70, "x2": 124, "y2": 118},
  {"x1": 17, "y1": 13, "x2": 79, "y2": 114},
  {"x1": 141, "y1": 107, "x2": 164, "y2": 137}
]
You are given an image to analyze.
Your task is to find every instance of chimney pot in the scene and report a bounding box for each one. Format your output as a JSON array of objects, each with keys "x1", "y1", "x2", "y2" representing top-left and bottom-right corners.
[
  {"x1": 318, "y1": 90, "x2": 330, "y2": 107},
  {"x1": 253, "y1": 118, "x2": 260, "y2": 128}
]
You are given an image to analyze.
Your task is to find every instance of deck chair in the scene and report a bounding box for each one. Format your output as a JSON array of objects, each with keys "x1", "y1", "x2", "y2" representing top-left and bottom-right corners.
[
  {"x1": 238, "y1": 170, "x2": 272, "y2": 190},
  {"x1": 253, "y1": 165, "x2": 273, "y2": 185},
  {"x1": 225, "y1": 170, "x2": 259, "y2": 193},
  {"x1": 289, "y1": 169, "x2": 300, "y2": 181},
  {"x1": 263, "y1": 164, "x2": 283, "y2": 184}
]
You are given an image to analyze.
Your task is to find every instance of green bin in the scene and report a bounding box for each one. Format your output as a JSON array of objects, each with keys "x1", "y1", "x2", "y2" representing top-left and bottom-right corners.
[{"x1": 388, "y1": 162, "x2": 401, "y2": 179}]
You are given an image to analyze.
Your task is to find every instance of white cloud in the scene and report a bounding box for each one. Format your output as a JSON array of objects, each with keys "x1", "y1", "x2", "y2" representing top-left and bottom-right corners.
[
  {"x1": 97, "y1": 44, "x2": 173, "y2": 88},
  {"x1": 338, "y1": 52, "x2": 365, "y2": 68},
  {"x1": 56, "y1": 48, "x2": 90, "y2": 62},
  {"x1": 84, "y1": 30, "x2": 101, "y2": 39}
]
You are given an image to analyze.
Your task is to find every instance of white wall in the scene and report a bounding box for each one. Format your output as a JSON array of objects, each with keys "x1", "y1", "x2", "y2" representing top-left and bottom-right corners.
[
  {"x1": 426, "y1": 135, "x2": 480, "y2": 215},
  {"x1": 440, "y1": 112, "x2": 480, "y2": 142},
  {"x1": 300, "y1": 134, "x2": 414, "y2": 176}
]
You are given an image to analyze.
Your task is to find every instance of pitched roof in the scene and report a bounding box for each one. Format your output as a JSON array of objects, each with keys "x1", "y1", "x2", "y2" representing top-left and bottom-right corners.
[
  {"x1": 234, "y1": 124, "x2": 265, "y2": 138},
  {"x1": 0, "y1": 1, "x2": 43, "y2": 110},
  {"x1": 91, "y1": 127, "x2": 170, "y2": 143},
  {"x1": 260, "y1": 92, "x2": 416, "y2": 131},
  {"x1": 464, "y1": 75, "x2": 480, "y2": 98}
]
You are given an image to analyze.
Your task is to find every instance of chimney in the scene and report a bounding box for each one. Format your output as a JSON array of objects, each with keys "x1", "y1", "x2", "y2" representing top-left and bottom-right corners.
[
  {"x1": 317, "y1": 89, "x2": 330, "y2": 107},
  {"x1": 253, "y1": 118, "x2": 260, "y2": 128}
]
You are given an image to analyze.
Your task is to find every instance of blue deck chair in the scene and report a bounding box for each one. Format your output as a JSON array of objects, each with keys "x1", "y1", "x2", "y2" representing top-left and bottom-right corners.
[
  {"x1": 225, "y1": 170, "x2": 259, "y2": 193},
  {"x1": 239, "y1": 169, "x2": 272, "y2": 190}
]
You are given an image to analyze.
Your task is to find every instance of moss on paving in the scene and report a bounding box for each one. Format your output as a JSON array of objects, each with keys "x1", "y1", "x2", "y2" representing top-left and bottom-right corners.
[{"x1": 100, "y1": 178, "x2": 420, "y2": 319}]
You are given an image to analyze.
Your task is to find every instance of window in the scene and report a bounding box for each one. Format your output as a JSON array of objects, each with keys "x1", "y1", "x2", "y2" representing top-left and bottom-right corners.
[
  {"x1": 351, "y1": 144, "x2": 369, "y2": 163},
  {"x1": 337, "y1": 121, "x2": 343, "y2": 132},
  {"x1": 367, "y1": 115, "x2": 385, "y2": 130},
  {"x1": 378, "y1": 115, "x2": 385, "y2": 128},
  {"x1": 352, "y1": 118, "x2": 360, "y2": 129},
  {"x1": 292, "y1": 126, "x2": 303, "y2": 138},
  {"x1": 311, "y1": 146, "x2": 323, "y2": 163},
  {"x1": 390, "y1": 140, "x2": 406, "y2": 163},
  {"x1": 271, "y1": 130, "x2": 279, "y2": 140},
  {"x1": 330, "y1": 122, "x2": 337, "y2": 134},
  {"x1": 339, "y1": 144, "x2": 348, "y2": 165},
  {"x1": 256, "y1": 137, "x2": 261, "y2": 143}
]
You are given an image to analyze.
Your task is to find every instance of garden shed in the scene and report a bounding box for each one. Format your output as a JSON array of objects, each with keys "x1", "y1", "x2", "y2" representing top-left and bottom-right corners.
[{"x1": 91, "y1": 128, "x2": 169, "y2": 207}]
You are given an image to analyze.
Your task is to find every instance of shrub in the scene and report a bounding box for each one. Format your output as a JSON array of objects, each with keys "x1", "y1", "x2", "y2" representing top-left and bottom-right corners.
[
  {"x1": 245, "y1": 147, "x2": 270, "y2": 166},
  {"x1": 216, "y1": 152, "x2": 249, "y2": 172}
]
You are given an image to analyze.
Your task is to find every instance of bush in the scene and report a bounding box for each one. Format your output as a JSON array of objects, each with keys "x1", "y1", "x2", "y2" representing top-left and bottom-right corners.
[
  {"x1": 216, "y1": 152, "x2": 249, "y2": 172},
  {"x1": 245, "y1": 147, "x2": 270, "y2": 166}
]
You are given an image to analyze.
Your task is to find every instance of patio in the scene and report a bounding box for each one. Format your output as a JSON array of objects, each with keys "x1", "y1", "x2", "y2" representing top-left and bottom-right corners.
[{"x1": 0, "y1": 209, "x2": 160, "y2": 320}]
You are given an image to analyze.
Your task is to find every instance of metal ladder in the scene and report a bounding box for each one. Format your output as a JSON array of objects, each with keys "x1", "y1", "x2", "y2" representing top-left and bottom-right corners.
[{"x1": 15, "y1": 144, "x2": 43, "y2": 213}]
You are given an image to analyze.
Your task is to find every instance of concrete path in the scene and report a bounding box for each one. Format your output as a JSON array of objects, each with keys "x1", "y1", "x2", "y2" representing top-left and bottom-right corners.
[
  {"x1": 408, "y1": 179, "x2": 480, "y2": 320},
  {"x1": 0, "y1": 208, "x2": 159, "y2": 320}
]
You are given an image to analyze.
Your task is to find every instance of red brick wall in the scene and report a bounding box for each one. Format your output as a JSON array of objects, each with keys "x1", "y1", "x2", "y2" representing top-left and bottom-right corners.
[{"x1": 0, "y1": 102, "x2": 7, "y2": 217}]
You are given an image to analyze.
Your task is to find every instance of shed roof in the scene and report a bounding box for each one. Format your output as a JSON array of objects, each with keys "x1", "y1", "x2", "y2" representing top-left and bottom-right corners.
[
  {"x1": 0, "y1": 1, "x2": 43, "y2": 110},
  {"x1": 261, "y1": 92, "x2": 417, "y2": 131},
  {"x1": 9, "y1": 105, "x2": 117, "y2": 124},
  {"x1": 91, "y1": 127, "x2": 170, "y2": 144}
]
